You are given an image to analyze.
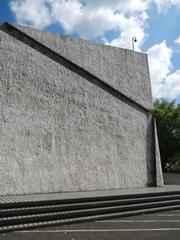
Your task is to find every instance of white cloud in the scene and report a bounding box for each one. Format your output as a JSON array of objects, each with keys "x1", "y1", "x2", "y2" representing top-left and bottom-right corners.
[
  {"x1": 85, "y1": 0, "x2": 150, "y2": 14},
  {"x1": 84, "y1": 0, "x2": 122, "y2": 10},
  {"x1": 108, "y1": 15, "x2": 146, "y2": 51},
  {"x1": 175, "y1": 36, "x2": 180, "y2": 44},
  {"x1": 147, "y1": 41, "x2": 180, "y2": 99},
  {"x1": 147, "y1": 41, "x2": 172, "y2": 84},
  {"x1": 50, "y1": 1, "x2": 116, "y2": 38},
  {"x1": 161, "y1": 70, "x2": 180, "y2": 98},
  {"x1": 48, "y1": 0, "x2": 150, "y2": 48},
  {"x1": 154, "y1": 0, "x2": 180, "y2": 12},
  {"x1": 10, "y1": 0, "x2": 52, "y2": 29},
  {"x1": 9, "y1": 0, "x2": 180, "y2": 46},
  {"x1": 49, "y1": 0, "x2": 83, "y2": 33},
  {"x1": 10, "y1": 0, "x2": 150, "y2": 49}
]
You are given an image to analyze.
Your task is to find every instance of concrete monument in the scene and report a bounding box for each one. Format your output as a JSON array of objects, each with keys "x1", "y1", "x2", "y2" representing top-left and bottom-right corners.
[{"x1": 0, "y1": 23, "x2": 163, "y2": 195}]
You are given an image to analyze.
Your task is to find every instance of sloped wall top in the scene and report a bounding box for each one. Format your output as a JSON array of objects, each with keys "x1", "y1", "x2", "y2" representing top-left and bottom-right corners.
[{"x1": 0, "y1": 23, "x2": 153, "y2": 110}]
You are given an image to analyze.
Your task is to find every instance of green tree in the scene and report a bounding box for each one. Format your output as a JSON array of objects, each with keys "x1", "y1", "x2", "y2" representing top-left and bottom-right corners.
[{"x1": 152, "y1": 98, "x2": 180, "y2": 172}]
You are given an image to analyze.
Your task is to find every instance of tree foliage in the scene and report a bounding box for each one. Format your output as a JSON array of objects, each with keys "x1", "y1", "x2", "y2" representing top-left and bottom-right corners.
[{"x1": 152, "y1": 98, "x2": 180, "y2": 172}]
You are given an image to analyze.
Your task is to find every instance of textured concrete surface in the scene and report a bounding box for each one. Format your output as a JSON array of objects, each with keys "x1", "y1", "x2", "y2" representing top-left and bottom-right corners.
[
  {"x1": 13, "y1": 24, "x2": 153, "y2": 111},
  {"x1": 164, "y1": 173, "x2": 180, "y2": 185},
  {"x1": 0, "y1": 24, "x2": 157, "y2": 195},
  {"x1": 154, "y1": 120, "x2": 164, "y2": 187}
]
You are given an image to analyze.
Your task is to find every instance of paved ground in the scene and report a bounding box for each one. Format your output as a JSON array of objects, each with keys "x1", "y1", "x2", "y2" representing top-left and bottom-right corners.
[{"x1": 2, "y1": 209, "x2": 180, "y2": 240}]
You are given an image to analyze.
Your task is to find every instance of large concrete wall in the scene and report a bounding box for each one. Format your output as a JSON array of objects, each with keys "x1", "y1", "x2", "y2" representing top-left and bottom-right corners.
[
  {"x1": 0, "y1": 24, "x2": 156, "y2": 195},
  {"x1": 12, "y1": 24, "x2": 153, "y2": 111}
]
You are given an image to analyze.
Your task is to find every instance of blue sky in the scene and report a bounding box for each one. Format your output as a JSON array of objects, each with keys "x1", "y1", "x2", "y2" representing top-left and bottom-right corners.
[{"x1": 0, "y1": 0, "x2": 180, "y2": 103}]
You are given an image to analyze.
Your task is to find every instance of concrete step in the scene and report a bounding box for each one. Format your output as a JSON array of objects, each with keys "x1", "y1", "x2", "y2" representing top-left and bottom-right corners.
[
  {"x1": 1, "y1": 190, "x2": 180, "y2": 209},
  {"x1": 1, "y1": 204, "x2": 180, "y2": 233},
  {"x1": 1, "y1": 198, "x2": 180, "y2": 226},
  {"x1": 1, "y1": 194, "x2": 180, "y2": 217},
  {"x1": 1, "y1": 190, "x2": 180, "y2": 233}
]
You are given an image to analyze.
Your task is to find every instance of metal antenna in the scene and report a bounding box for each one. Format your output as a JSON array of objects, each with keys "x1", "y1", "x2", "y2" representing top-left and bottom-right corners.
[{"x1": 132, "y1": 37, "x2": 137, "y2": 51}]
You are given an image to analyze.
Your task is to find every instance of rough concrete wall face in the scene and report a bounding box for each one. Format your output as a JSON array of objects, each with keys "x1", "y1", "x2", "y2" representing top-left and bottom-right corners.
[
  {"x1": 13, "y1": 24, "x2": 153, "y2": 111},
  {"x1": 0, "y1": 25, "x2": 154, "y2": 195}
]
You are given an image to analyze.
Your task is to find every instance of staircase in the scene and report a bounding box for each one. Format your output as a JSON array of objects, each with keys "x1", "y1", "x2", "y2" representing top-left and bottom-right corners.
[{"x1": 1, "y1": 190, "x2": 180, "y2": 233}]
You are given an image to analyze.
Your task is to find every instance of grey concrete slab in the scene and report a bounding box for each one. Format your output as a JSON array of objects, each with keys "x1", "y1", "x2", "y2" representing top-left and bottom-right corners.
[
  {"x1": 154, "y1": 119, "x2": 164, "y2": 187},
  {"x1": 0, "y1": 24, "x2": 155, "y2": 195},
  {"x1": 0, "y1": 23, "x2": 164, "y2": 196},
  {"x1": 12, "y1": 23, "x2": 153, "y2": 111},
  {"x1": 1, "y1": 186, "x2": 180, "y2": 204}
]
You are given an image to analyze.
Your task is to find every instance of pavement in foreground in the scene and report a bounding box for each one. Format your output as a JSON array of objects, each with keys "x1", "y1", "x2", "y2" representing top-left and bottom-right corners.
[{"x1": 1, "y1": 209, "x2": 180, "y2": 240}]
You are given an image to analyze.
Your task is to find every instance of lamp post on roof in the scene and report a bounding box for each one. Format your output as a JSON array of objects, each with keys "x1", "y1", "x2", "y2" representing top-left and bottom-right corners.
[{"x1": 132, "y1": 37, "x2": 137, "y2": 51}]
